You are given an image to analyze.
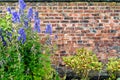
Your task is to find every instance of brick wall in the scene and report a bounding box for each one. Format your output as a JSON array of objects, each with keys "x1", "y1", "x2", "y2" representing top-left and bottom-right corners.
[{"x1": 0, "y1": 2, "x2": 120, "y2": 66}]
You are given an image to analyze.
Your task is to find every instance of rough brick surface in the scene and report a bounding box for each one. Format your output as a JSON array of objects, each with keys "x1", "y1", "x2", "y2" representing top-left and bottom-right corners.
[{"x1": 0, "y1": 2, "x2": 120, "y2": 67}]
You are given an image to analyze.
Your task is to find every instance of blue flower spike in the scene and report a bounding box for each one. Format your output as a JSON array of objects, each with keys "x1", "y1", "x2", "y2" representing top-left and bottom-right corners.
[
  {"x1": 45, "y1": 24, "x2": 52, "y2": 35},
  {"x1": 19, "y1": 0, "x2": 26, "y2": 10},
  {"x1": 12, "y1": 12, "x2": 20, "y2": 23},
  {"x1": 34, "y1": 18, "x2": 41, "y2": 33},
  {"x1": 18, "y1": 28, "x2": 26, "y2": 44},
  {"x1": 27, "y1": 7, "x2": 33, "y2": 20},
  {"x1": 34, "y1": 12, "x2": 39, "y2": 20}
]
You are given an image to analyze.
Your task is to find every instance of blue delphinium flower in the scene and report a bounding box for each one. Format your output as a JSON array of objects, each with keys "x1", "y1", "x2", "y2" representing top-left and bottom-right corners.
[
  {"x1": 45, "y1": 24, "x2": 52, "y2": 35},
  {"x1": 34, "y1": 12, "x2": 39, "y2": 20},
  {"x1": 18, "y1": 28, "x2": 26, "y2": 44},
  {"x1": 27, "y1": 7, "x2": 33, "y2": 20},
  {"x1": 19, "y1": 0, "x2": 26, "y2": 10},
  {"x1": 24, "y1": 20, "x2": 28, "y2": 28},
  {"x1": 7, "y1": 7, "x2": 11, "y2": 14},
  {"x1": 12, "y1": 12, "x2": 20, "y2": 23},
  {"x1": 34, "y1": 18, "x2": 40, "y2": 33}
]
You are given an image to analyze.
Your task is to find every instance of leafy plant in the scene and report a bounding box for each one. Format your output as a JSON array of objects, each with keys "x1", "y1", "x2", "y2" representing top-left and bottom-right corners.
[
  {"x1": 106, "y1": 58, "x2": 120, "y2": 80},
  {"x1": 0, "y1": 0, "x2": 60, "y2": 80},
  {"x1": 63, "y1": 48, "x2": 103, "y2": 80}
]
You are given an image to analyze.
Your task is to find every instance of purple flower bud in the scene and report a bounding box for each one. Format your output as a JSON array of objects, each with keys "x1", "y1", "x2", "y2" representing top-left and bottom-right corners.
[
  {"x1": 12, "y1": 12, "x2": 20, "y2": 23},
  {"x1": 27, "y1": 8, "x2": 33, "y2": 20},
  {"x1": 18, "y1": 28, "x2": 26, "y2": 44},
  {"x1": 45, "y1": 24, "x2": 52, "y2": 35},
  {"x1": 19, "y1": 0, "x2": 26, "y2": 10},
  {"x1": 7, "y1": 7, "x2": 11, "y2": 14},
  {"x1": 34, "y1": 18, "x2": 40, "y2": 33}
]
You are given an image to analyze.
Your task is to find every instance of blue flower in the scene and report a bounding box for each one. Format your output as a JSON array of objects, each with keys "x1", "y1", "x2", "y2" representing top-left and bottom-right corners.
[
  {"x1": 34, "y1": 12, "x2": 39, "y2": 20},
  {"x1": 27, "y1": 8, "x2": 33, "y2": 20},
  {"x1": 19, "y1": 0, "x2": 26, "y2": 10},
  {"x1": 45, "y1": 24, "x2": 52, "y2": 35},
  {"x1": 24, "y1": 20, "x2": 28, "y2": 28},
  {"x1": 18, "y1": 28, "x2": 26, "y2": 44},
  {"x1": 34, "y1": 18, "x2": 40, "y2": 33},
  {"x1": 12, "y1": 12, "x2": 20, "y2": 23},
  {"x1": 7, "y1": 7, "x2": 11, "y2": 14}
]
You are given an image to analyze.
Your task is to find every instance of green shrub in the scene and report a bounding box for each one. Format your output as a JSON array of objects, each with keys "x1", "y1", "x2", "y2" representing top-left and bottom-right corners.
[
  {"x1": 63, "y1": 48, "x2": 103, "y2": 80},
  {"x1": 106, "y1": 58, "x2": 120, "y2": 80}
]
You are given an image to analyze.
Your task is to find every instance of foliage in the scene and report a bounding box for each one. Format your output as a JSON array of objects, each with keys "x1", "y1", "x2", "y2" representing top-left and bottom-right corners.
[
  {"x1": 63, "y1": 48, "x2": 103, "y2": 80},
  {"x1": 0, "y1": 0, "x2": 60, "y2": 80},
  {"x1": 106, "y1": 58, "x2": 120, "y2": 80}
]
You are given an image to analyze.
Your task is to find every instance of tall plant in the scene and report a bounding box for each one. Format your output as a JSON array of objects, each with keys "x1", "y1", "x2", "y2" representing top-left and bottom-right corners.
[{"x1": 0, "y1": 0, "x2": 59, "y2": 80}]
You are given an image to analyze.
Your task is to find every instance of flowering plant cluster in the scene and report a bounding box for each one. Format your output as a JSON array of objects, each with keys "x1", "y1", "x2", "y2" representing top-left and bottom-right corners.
[{"x1": 0, "y1": 0, "x2": 59, "y2": 80}]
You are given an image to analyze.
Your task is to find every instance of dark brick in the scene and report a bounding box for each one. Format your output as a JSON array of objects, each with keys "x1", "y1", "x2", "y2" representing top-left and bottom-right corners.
[
  {"x1": 114, "y1": 17, "x2": 119, "y2": 20},
  {"x1": 76, "y1": 33, "x2": 84, "y2": 36},
  {"x1": 66, "y1": 27, "x2": 74, "y2": 30},
  {"x1": 86, "y1": 44, "x2": 91, "y2": 46},
  {"x1": 56, "y1": 27, "x2": 63, "y2": 30},
  {"x1": 94, "y1": 17, "x2": 101, "y2": 19},
  {"x1": 99, "y1": 23, "x2": 103, "y2": 26},
  {"x1": 109, "y1": 30, "x2": 117, "y2": 33},
  {"x1": 90, "y1": 29, "x2": 97, "y2": 33},
  {"x1": 64, "y1": 17, "x2": 73, "y2": 20},
  {"x1": 80, "y1": 20, "x2": 89, "y2": 23},
  {"x1": 45, "y1": 17, "x2": 54, "y2": 19},
  {"x1": 88, "y1": 2, "x2": 93, "y2": 6},
  {"x1": 92, "y1": 14, "x2": 99, "y2": 16},
  {"x1": 70, "y1": 20, "x2": 79, "y2": 23},
  {"x1": 84, "y1": 17, "x2": 90, "y2": 19},
  {"x1": 75, "y1": 27, "x2": 83, "y2": 30},
  {"x1": 73, "y1": 7, "x2": 78, "y2": 9},
  {"x1": 63, "y1": 7, "x2": 68, "y2": 9},
  {"x1": 60, "y1": 51, "x2": 66, "y2": 54},
  {"x1": 112, "y1": 36, "x2": 120, "y2": 39},
  {"x1": 114, "y1": 10, "x2": 120, "y2": 12},
  {"x1": 0, "y1": 10, "x2": 2, "y2": 13},
  {"x1": 52, "y1": 31, "x2": 56, "y2": 33},
  {"x1": 61, "y1": 21, "x2": 69, "y2": 23},
  {"x1": 95, "y1": 26, "x2": 103, "y2": 30},
  {"x1": 77, "y1": 40, "x2": 83, "y2": 44},
  {"x1": 106, "y1": 7, "x2": 110, "y2": 9},
  {"x1": 83, "y1": 7, "x2": 88, "y2": 9},
  {"x1": 43, "y1": 21, "x2": 49, "y2": 23},
  {"x1": 55, "y1": 17, "x2": 62, "y2": 19}
]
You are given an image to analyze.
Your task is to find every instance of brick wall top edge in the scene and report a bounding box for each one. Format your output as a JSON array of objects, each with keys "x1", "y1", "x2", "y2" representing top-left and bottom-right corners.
[
  {"x1": 0, "y1": 0, "x2": 119, "y2": 2},
  {"x1": 0, "y1": 2, "x2": 119, "y2": 6}
]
